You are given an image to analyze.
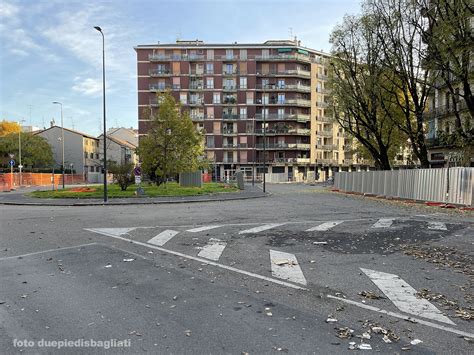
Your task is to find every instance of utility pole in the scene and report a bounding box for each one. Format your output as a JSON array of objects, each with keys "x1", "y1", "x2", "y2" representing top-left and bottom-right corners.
[{"x1": 263, "y1": 83, "x2": 266, "y2": 193}]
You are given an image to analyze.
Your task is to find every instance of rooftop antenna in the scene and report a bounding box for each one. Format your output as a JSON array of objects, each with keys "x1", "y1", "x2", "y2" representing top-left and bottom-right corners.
[{"x1": 288, "y1": 27, "x2": 293, "y2": 40}]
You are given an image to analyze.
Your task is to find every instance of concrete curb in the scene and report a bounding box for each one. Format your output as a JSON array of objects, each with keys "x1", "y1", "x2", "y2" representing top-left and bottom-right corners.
[{"x1": 0, "y1": 191, "x2": 271, "y2": 207}]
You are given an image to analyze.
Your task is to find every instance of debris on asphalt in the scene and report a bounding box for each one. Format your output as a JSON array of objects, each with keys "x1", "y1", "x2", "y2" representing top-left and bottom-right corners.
[
  {"x1": 184, "y1": 329, "x2": 192, "y2": 337},
  {"x1": 326, "y1": 315, "x2": 338, "y2": 323},
  {"x1": 348, "y1": 342, "x2": 372, "y2": 350},
  {"x1": 359, "y1": 291, "x2": 385, "y2": 300},
  {"x1": 123, "y1": 258, "x2": 135, "y2": 262},
  {"x1": 416, "y1": 288, "x2": 473, "y2": 320},
  {"x1": 104, "y1": 264, "x2": 112, "y2": 268},
  {"x1": 410, "y1": 339, "x2": 423, "y2": 345},
  {"x1": 313, "y1": 241, "x2": 328, "y2": 245},
  {"x1": 336, "y1": 327, "x2": 354, "y2": 339},
  {"x1": 273, "y1": 259, "x2": 297, "y2": 266}
]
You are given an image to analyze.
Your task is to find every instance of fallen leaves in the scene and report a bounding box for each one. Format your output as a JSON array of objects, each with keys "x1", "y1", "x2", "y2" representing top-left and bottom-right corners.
[
  {"x1": 358, "y1": 291, "x2": 385, "y2": 300},
  {"x1": 416, "y1": 288, "x2": 473, "y2": 321}
]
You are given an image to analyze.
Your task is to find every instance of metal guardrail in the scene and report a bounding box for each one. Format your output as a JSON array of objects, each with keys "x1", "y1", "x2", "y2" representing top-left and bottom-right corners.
[{"x1": 334, "y1": 168, "x2": 473, "y2": 206}]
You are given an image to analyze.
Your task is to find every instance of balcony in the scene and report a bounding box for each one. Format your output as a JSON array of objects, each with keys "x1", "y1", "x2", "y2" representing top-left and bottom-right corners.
[
  {"x1": 255, "y1": 54, "x2": 312, "y2": 63},
  {"x1": 257, "y1": 68, "x2": 311, "y2": 78},
  {"x1": 316, "y1": 144, "x2": 338, "y2": 150},
  {"x1": 189, "y1": 70, "x2": 205, "y2": 76},
  {"x1": 255, "y1": 113, "x2": 311, "y2": 122},
  {"x1": 316, "y1": 101, "x2": 329, "y2": 108},
  {"x1": 255, "y1": 128, "x2": 310, "y2": 136},
  {"x1": 316, "y1": 115, "x2": 333, "y2": 123},
  {"x1": 222, "y1": 113, "x2": 240, "y2": 120},
  {"x1": 296, "y1": 158, "x2": 311, "y2": 163},
  {"x1": 317, "y1": 130, "x2": 334, "y2": 138},
  {"x1": 149, "y1": 84, "x2": 171, "y2": 91},
  {"x1": 149, "y1": 69, "x2": 171, "y2": 77},
  {"x1": 256, "y1": 143, "x2": 310, "y2": 150},
  {"x1": 223, "y1": 69, "x2": 239, "y2": 76},
  {"x1": 222, "y1": 128, "x2": 237, "y2": 135},
  {"x1": 188, "y1": 99, "x2": 204, "y2": 106},
  {"x1": 189, "y1": 83, "x2": 205, "y2": 90},
  {"x1": 317, "y1": 158, "x2": 338, "y2": 165},
  {"x1": 223, "y1": 97, "x2": 237, "y2": 105},
  {"x1": 255, "y1": 84, "x2": 311, "y2": 92},
  {"x1": 423, "y1": 101, "x2": 468, "y2": 119},
  {"x1": 285, "y1": 98, "x2": 311, "y2": 107},
  {"x1": 189, "y1": 114, "x2": 205, "y2": 121},
  {"x1": 222, "y1": 85, "x2": 238, "y2": 91},
  {"x1": 317, "y1": 73, "x2": 329, "y2": 80}
]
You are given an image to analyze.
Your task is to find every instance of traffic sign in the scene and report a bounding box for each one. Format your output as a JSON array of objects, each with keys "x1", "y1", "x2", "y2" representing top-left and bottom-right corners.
[
  {"x1": 133, "y1": 167, "x2": 142, "y2": 176},
  {"x1": 134, "y1": 175, "x2": 142, "y2": 184},
  {"x1": 9, "y1": 160, "x2": 15, "y2": 167},
  {"x1": 18, "y1": 165, "x2": 23, "y2": 169}
]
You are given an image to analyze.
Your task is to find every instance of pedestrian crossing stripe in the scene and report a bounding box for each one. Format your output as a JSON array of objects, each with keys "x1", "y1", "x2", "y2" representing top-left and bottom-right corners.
[
  {"x1": 239, "y1": 223, "x2": 286, "y2": 234},
  {"x1": 270, "y1": 250, "x2": 307, "y2": 285},
  {"x1": 187, "y1": 225, "x2": 223, "y2": 233},
  {"x1": 306, "y1": 221, "x2": 343, "y2": 232},
  {"x1": 360, "y1": 268, "x2": 455, "y2": 325},
  {"x1": 84, "y1": 228, "x2": 136, "y2": 237},
  {"x1": 371, "y1": 218, "x2": 395, "y2": 228},
  {"x1": 198, "y1": 238, "x2": 227, "y2": 261},
  {"x1": 147, "y1": 230, "x2": 179, "y2": 246}
]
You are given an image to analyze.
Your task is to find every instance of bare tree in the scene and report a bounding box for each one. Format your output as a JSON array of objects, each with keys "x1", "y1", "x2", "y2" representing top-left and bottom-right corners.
[
  {"x1": 330, "y1": 15, "x2": 403, "y2": 170},
  {"x1": 369, "y1": 0, "x2": 433, "y2": 167}
]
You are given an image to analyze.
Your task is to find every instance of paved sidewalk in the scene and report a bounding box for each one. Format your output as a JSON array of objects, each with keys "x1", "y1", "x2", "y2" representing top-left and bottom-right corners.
[{"x1": 0, "y1": 185, "x2": 267, "y2": 206}]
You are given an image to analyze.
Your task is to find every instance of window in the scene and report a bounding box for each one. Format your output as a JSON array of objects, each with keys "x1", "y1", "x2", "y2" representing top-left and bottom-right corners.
[
  {"x1": 278, "y1": 108, "x2": 285, "y2": 118},
  {"x1": 278, "y1": 93, "x2": 285, "y2": 104},
  {"x1": 90, "y1": 166, "x2": 95, "y2": 172},
  {"x1": 240, "y1": 107, "x2": 247, "y2": 119},
  {"x1": 96, "y1": 166, "x2": 101, "y2": 172},
  {"x1": 213, "y1": 122, "x2": 221, "y2": 134},
  {"x1": 90, "y1": 152, "x2": 93, "y2": 159},
  {"x1": 277, "y1": 79, "x2": 285, "y2": 89},
  {"x1": 84, "y1": 152, "x2": 87, "y2": 159},
  {"x1": 206, "y1": 136, "x2": 215, "y2": 148},
  {"x1": 240, "y1": 49, "x2": 247, "y2": 60},
  {"x1": 207, "y1": 49, "x2": 214, "y2": 60},
  {"x1": 246, "y1": 92, "x2": 254, "y2": 104},
  {"x1": 240, "y1": 77, "x2": 247, "y2": 89},
  {"x1": 262, "y1": 78, "x2": 269, "y2": 88},
  {"x1": 226, "y1": 49, "x2": 233, "y2": 59},
  {"x1": 239, "y1": 62, "x2": 247, "y2": 75},
  {"x1": 206, "y1": 78, "x2": 214, "y2": 89},
  {"x1": 213, "y1": 93, "x2": 221, "y2": 104},
  {"x1": 225, "y1": 78, "x2": 235, "y2": 89},
  {"x1": 246, "y1": 122, "x2": 254, "y2": 133},
  {"x1": 96, "y1": 153, "x2": 99, "y2": 159},
  {"x1": 262, "y1": 49, "x2": 269, "y2": 58},
  {"x1": 172, "y1": 77, "x2": 180, "y2": 89},
  {"x1": 225, "y1": 63, "x2": 233, "y2": 74},
  {"x1": 206, "y1": 63, "x2": 214, "y2": 74},
  {"x1": 207, "y1": 107, "x2": 214, "y2": 119},
  {"x1": 180, "y1": 93, "x2": 187, "y2": 104},
  {"x1": 262, "y1": 93, "x2": 269, "y2": 104},
  {"x1": 172, "y1": 62, "x2": 180, "y2": 74}
]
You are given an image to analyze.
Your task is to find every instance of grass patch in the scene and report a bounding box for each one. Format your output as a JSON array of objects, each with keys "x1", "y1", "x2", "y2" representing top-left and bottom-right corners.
[{"x1": 28, "y1": 182, "x2": 238, "y2": 199}]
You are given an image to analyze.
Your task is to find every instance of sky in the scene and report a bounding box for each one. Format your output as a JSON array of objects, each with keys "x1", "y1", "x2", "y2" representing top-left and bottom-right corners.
[{"x1": 0, "y1": 0, "x2": 361, "y2": 136}]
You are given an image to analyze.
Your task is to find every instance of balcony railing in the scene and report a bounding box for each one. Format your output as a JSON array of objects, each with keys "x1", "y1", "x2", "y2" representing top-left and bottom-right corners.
[
  {"x1": 223, "y1": 69, "x2": 239, "y2": 76},
  {"x1": 257, "y1": 69, "x2": 311, "y2": 77},
  {"x1": 255, "y1": 54, "x2": 312, "y2": 62},
  {"x1": 149, "y1": 84, "x2": 172, "y2": 91},
  {"x1": 256, "y1": 143, "x2": 310, "y2": 150},
  {"x1": 188, "y1": 99, "x2": 204, "y2": 105},
  {"x1": 255, "y1": 84, "x2": 311, "y2": 92},
  {"x1": 255, "y1": 113, "x2": 311, "y2": 122},
  {"x1": 316, "y1": 144, "x2": 338, "y2": 150},
  {"x1": 223, "y1": 98, "x2": 237, "y2": 104},
  {"x1": 316, "y1": 115, "x2": 333, "y2": 123},
  {"x1": 255, "y1": 128, "x2": 310, "y2": 135},
  {"x1": 222, "y1": 113, "x2": 240, "y2": 120},
  {"x1": 317, "y1": 158, "x2": 338, "y2": 165},
  {"x1": 222, "y1": 128, "x2": 237, "y2": 135},
  {"x1": 189, "y1": 115, "x2": 205, "y2": 121},
  {"x1": 222, "y1": 85, "x2": 237, "y2": 91},
  {"x1": 222, "y1": 143, "x2": 248, "y2": 149},
  {"x1": 317, "y1": 130, "x2": 334, "y2": 137},
  {"x1": 285, "y1": 99, "x2": 311, "y2": 107},
  {"x1": 296, "y1": 158, "x2": 311, "y2": 163},
  {"x1": 149, "y1": 69, "x2": 171, "y2": 77},
  {"x1": 316, "y1": 101, "x2": 329, "y2": 108},
  {"x1": 423, "y1": 101, "x2": 468, "y2": 119},
  {"x1": 189, "y1": 83, "x2": 204, "y2": 90}
]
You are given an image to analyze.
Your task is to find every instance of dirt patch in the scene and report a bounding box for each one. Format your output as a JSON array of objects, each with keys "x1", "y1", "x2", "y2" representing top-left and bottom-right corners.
[{"x1": 69, "y1": 187, "x2": 97, "y2": 193}]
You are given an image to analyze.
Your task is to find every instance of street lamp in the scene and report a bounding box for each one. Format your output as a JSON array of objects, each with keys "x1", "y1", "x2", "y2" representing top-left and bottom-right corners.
[
  {"x1": 262, "y1": 83, "x2": 267, "y2": 193},
  {"x1": 18, "y1": 119, "x2": 25, "y2": 186},
  {"x1": 94, "y1": 25, "x2": 107, "y2": 203},
  {"x1": 52, "y1": 101, "x2": 65, "y2": 188}
]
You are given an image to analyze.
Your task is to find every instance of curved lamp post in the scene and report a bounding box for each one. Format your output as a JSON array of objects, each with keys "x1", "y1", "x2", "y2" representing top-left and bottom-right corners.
[{"x1": 52, "y1": 101, "x2": 65, "y2": 188}]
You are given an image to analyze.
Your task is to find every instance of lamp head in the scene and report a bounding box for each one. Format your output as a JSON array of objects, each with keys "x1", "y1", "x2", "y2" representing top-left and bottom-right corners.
[{"x1": 94, "y1": 26, "x2": 102, "y2": 32}]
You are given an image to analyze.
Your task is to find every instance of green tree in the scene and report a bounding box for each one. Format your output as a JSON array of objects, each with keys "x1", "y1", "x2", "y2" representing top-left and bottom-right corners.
[
  {"x1": 0, "y1": 132, "x2": 54, "y2": 168},
  {"x1": 137, "y1": 92, "x2": 204, "y2": 185},
  {"x1": 108, "y1": 161, "x2": 134, "y2": 191}
]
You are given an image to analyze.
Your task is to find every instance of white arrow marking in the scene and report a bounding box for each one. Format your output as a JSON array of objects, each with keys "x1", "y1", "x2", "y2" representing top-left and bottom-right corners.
[
  {"x1": 85, "y1": 228, "x2": 135, "y2": 237},
  {"x1": 187, "y1": 225, "x2": 223, "y2": 233},
  {"x1": 197, "y1": 238, "x2": 227, "y2": 261},
  {"x1": 371, "y1": 218, "x2": 394, "y2": 228},
  {"x1": 270, "y1": 250, "x2": 307, "y2": 285},
  {"x1": 147, "y1": 230, "x2": 179, "y2": 246},
  {"x1": 361, "y1": 268, "x2": 455, "y2": 325},
  {"x1": 306, "y1": 221, "x2": 343, "y2": 232},
  {"x1": 239, "y1": 223, "x2": 286, "y2": 234},
  {"x1": 427, "y1": 222, "x2": 447, "y2": 231}
]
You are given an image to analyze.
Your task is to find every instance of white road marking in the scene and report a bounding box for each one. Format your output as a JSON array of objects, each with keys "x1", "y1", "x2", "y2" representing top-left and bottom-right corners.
[
  {"x1": 197, "y1": 238, "x2": 227, "y2": 261},
  {"x1": 239, "y1": 223, "x2": 286, "y2": 234},
  {"x1": 85, "y1": 229, "x2": 307, "y2": 290},
  {"x1": 85, "y1": 228, "x2": 135, "y2": 237},
  {"x1": 427, "y1": 222, "x2": 447, "y2": 231},
  {"x1": 147, "y1": 230, "x2": 179, "y2": 246},
  {"x1": 360, "y1": 268, "x2": 455, "y2": 325},
  {"x1": 371, "y1": 218, "x2": 395, "y2": 228},
  {"x1": 327, "y1": 295, "x2": 474, "y2": 339},
  {"x1": 270, "y1": 250, "x2": 307, "y2": 285},
  {"x1": 187, "y1": 225, "x2": 223, "y2": 233},
  {"x1": 306, "y1": 221, "x2": 343, "y2": 232},
  {"x1": 0, "y1": 243, "x2": 98, "y2": 261}
]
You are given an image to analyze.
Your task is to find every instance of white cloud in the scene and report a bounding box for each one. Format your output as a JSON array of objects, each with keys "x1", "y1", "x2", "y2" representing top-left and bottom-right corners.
[
  {"x1": 0, "y1": 1, "x2": 18, "y2": 19},
  {"x1": 72, "y1": 77, "x2": 102, "y2": 97}
]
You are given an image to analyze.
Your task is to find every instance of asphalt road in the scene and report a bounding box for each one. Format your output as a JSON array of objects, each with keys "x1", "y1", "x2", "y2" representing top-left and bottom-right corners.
[{"x1": 1, "y1": 184, "x2": 472, "y2": 354}]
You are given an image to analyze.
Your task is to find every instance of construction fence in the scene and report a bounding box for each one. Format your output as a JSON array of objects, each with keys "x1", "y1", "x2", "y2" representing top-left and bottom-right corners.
[
  {"x1": 0, "y1": 173, "x2": 85, "y2": 192},
  {"x1": 334, "y1": 167, "x2": 474, "y2": 207}
]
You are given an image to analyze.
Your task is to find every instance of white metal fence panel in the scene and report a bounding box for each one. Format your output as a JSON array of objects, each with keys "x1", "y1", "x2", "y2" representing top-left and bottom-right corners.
[{"x1": 334, "y1": 168, "x2": 473, "y2": 206}]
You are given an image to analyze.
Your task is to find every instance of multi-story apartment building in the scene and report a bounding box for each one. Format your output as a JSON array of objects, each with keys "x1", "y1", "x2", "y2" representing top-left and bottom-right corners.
[{"x1": 135, "y1": 39, "x2": 359, "y2": 181}]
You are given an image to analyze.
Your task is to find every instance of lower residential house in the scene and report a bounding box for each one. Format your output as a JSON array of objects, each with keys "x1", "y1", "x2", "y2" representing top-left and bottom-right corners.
[
  {"x1": 98, "y1": 134, "x2": 138, "y2": 166},
  {"x1": 35, "y1": 125, "x2": 103, "y2": 183}
]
